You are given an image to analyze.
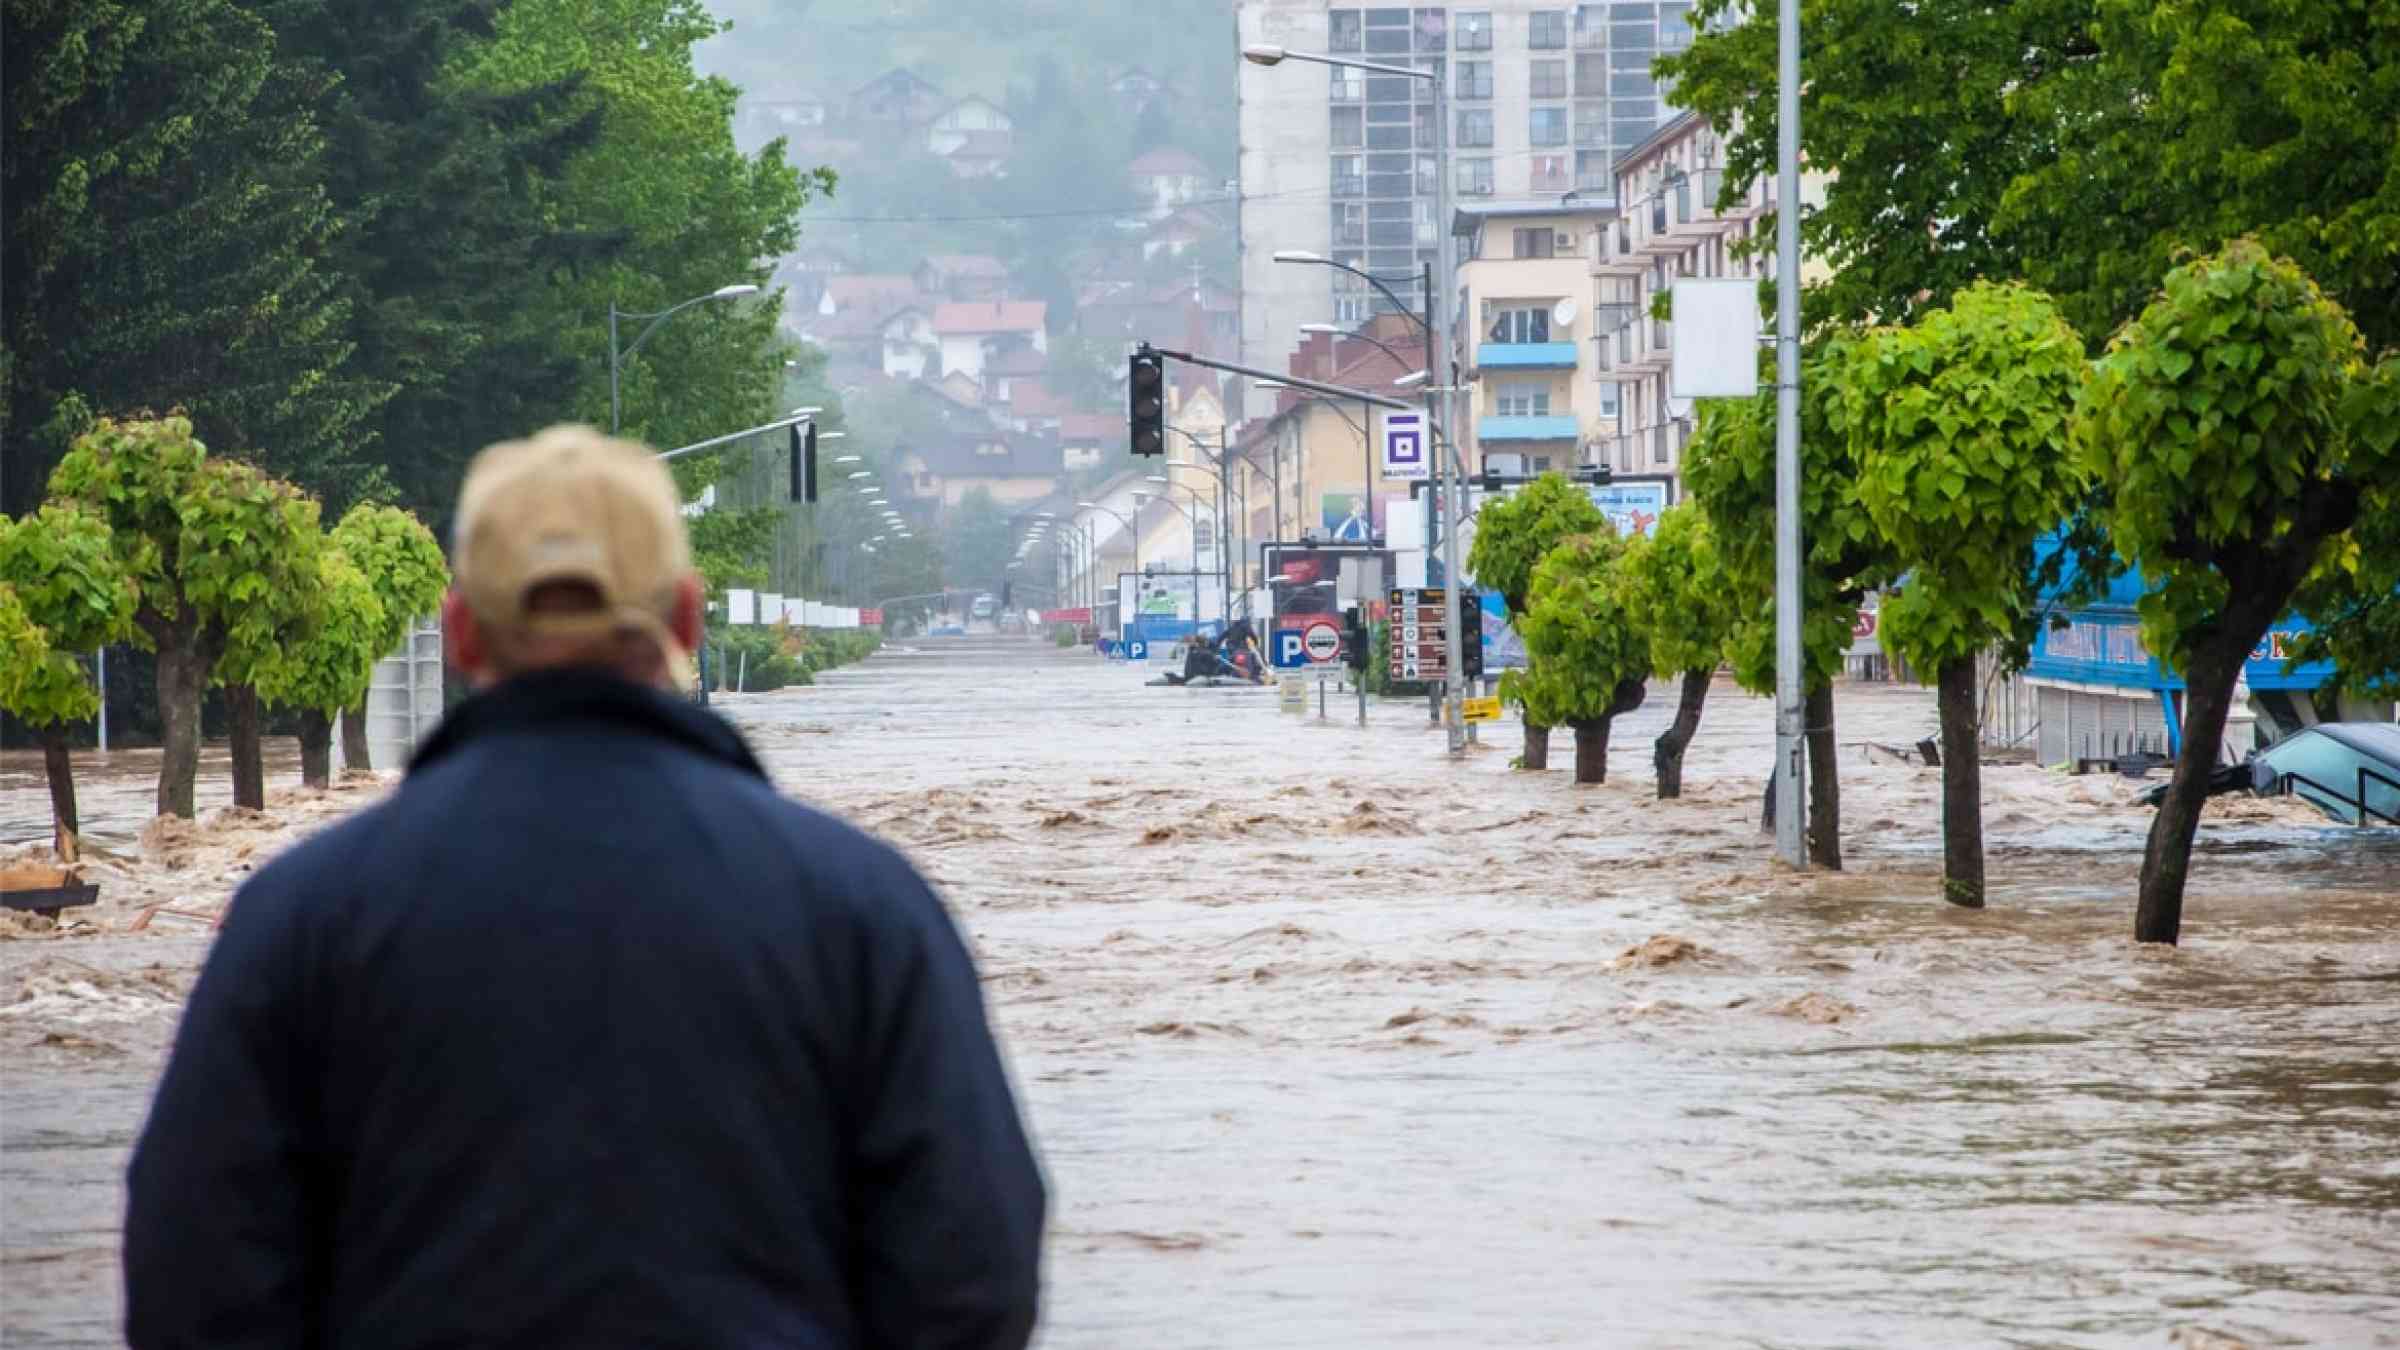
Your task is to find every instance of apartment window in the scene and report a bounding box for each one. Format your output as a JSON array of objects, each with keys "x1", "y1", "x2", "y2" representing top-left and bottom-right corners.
[
  {"x1": 1497, "y1": 383, "x2": 1552, "y2": 416},
  {"x1": 1330, "y1": 10, "x2": 1364, "y2": 50},
  {"x1": 1532, "y1": 456, "x2": 1556, "y2": 472},
  {"x1": 1415, "y1": 7, "x2": 1448, "y2": 50},
  {"x1": 1529, "y1": 106, "x2": 1568, "y2": 147},
  {"x1": 1457, "y1": 108, "x2": 1494, "y2": 147},
  {"x1": 1331, "y1": 67, "x2": 1364, "y2": 101},
  {"x1": 1615, "y1": 98, "x2": 1657, "y2": 123},
  {"x1": 1530, "y1": 59, "x2": 1568, "y2": 98},
  {"x1": 1455, "y1": 10, "x2": 1493, "y2": 49},
  {"x1": 1576, "y1": 101, "x2": 1610, "y2": 145},
  {"x1": 1457, "y1": 157, "x2": 1495, "y2": 195},
  {"x1": 1529, "y1": 10, "x2": 1568, "y2": 48},
  {"x1": 1612, "y1": 21, "x2": 1656, "y2": 50},
  {"x1": 1415, "y1": 198, "x2": 1439, "y2": 245},
  {"x1": 1332, "y1": 107, "x2": 1363, "y2": 148},
  {"x1": 1367, "y1": 74, "x2": 1416, "y2": 101},
  {"x1": 1532, "y1": 153, "x2": 1570, "y2": 192},
  {"x1": 1575, "y1": 149, "x2": 1612, "y2": 189},
  {"x1": 1366, "y1": 121, "x2": 1414, "y2": 150},
  {"x1": 1575, "y1": 53, "x2": 1609, "y2": 96},
  {"x1": 1365, "y1": 7, "x2": 1413, "y2": 53},
  {"x1": 1416, "y1": 154, "x2": 1439, "y2": 193},
  {"x1": 1456, "y1": 60, "x2": 1494, "y2": 99},
  {"x1": 1334, "y1": 294, "x2": 1370, "y2": 325},
  {"x1": 1615, "y1": 119, "x2": 1652, "y2": 149},
  {"x1": 1332, "y1": 154, "x2": 1365, "y2": 196},
  {"x1": 1613, "y1": 71, "x2": 1654, "y2": 97},
  {"x1": 1574, "y1": 4, "x2": 1610, "y2": 47},
  {"x1": 1612, "y1": 45, "x2": 1650, "y2": 69},
  {"x1": 1335, "y1": 203, "x2": 1367, "y2": 246},
  {"x1": 1491, "y1": 306, "x2": 1552, "y2": 342},
  {"x1": 1599, "y1": 382, "x2": 1620, "y2": 419},
  {"x1": 1511, "y1": 229, "x2": 1556, "y2": 261}
]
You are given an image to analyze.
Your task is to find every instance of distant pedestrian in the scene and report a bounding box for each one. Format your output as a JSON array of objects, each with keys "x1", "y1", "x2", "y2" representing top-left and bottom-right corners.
[{"x1": 124, "y1": 424, "x2": 1046, "y2": 1348}]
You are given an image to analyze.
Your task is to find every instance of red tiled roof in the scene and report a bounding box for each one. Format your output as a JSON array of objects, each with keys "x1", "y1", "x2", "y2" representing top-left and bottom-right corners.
[
  {"x1": 1060, "y1": 412, "x2": 1123, "y2": 443},
  {"x1": 1005, "y1": 379, "x2": 1073, "y2": 417},
  {"x1": 932, "y1": 300, "x2": 1047, "y2": 335}
]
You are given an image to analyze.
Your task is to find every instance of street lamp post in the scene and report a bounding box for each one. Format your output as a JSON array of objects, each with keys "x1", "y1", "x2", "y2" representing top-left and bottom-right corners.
[
  {"x1": 608, "y1": 283, "x2": 760, "y2": 436},
  {"x1": 1077, "y1": 502, "x2": 1141, "y2": 614},
  {"x1": 1246, "y1": 38, "x2": 1463, "y2": 750}
]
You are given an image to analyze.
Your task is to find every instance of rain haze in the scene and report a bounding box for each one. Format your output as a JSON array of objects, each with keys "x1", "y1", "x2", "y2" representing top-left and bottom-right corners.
[{"x1": 6, "y1": 2, "x2": 2399, "y2": 1347}]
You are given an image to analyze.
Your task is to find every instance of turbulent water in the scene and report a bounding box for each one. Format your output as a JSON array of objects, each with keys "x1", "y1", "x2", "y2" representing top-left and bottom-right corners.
[{"x1": 5, "y1": 638, "x2": 2396, "y2": 1347}]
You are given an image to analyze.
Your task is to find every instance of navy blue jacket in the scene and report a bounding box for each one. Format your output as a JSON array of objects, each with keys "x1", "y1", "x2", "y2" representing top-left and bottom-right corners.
[{"x1": 125, "y1": 670, "x2": 1045, "y2": 1348}]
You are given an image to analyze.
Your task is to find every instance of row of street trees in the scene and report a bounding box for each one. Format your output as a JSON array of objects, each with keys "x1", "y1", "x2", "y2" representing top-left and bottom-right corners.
[
  {"x1": 0, "y1": 417, "x2": 447, "y2": 847},
  {"x1": 1472, "y1": 246, "x2": 2399, "y2": 946}
]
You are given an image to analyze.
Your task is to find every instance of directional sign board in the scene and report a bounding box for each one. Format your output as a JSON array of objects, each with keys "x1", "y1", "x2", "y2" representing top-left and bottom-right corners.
[{"x1": 1389, "y1": 587, "x2": 1449, "y2": 683}]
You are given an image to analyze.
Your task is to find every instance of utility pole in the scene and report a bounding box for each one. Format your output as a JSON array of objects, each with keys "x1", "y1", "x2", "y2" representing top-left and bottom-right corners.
[{"x1": 1772, "y1": 0, "x2": 1806, "y2": 866}]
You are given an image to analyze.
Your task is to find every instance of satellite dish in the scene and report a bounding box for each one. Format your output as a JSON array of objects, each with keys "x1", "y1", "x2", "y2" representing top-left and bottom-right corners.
[{"x1": 1550, "y1": 298, "x2": 1579, "y2": 332}]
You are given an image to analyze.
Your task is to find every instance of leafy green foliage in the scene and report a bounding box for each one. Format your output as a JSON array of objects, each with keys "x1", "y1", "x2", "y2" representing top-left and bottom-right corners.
[
  {"x1": 1517, "y1": 530, "x2": 1650, "y2": 725},
  {"x1": 1683, "y1": 340, "x2": 1899, "y2": 694},
  {"x1": 2070, "y1": 240, "x2": 2370, "y2": 675},
  {"x1": 2, "y1": 0, "x2": 380, "y2": 515},
  {"x1": 0, "y1": 503, "x2": 138, "y2": 727},
  {"x1": 1614, "y1": 504, "x2": 1737, "y2": 680},
  {"x1": 1843, "y1": 283, "x2": 2089, "y2": 675},
  {"x1": 329, "y1": 503, "x2": 449, "y2": 658},
  {"x1": 0, "y1": 585, "x2": 58, "y2": 722},
  {"x1": 1662, "y1": 1, "x2": 2400, "y2": 352},
  {"x1": 942, "y1": 488, "x2": 1021, "y2": 598},
  {"x1": 1466, "y1": 473, "x2": 1611, "y2": 619},
  {"x1": 259, "y1": 548, "x2": 387, "y2": 716},
  {"x1": 2293, "y1": 355, "x2": 2400, "y2": 696}
]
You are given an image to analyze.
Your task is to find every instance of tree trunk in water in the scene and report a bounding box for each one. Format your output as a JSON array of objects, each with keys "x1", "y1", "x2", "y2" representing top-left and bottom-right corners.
[
  {"x1": 1805, "y1": 682, "x2": 1842, "y2": 870},
  {"x1": 1571, "y1": 718, "x2": 1612, "y2": 784},
  {"x1": 155, "y1": 642, "x2": 207, "y2": 819},
  {"x1": 298, "y1": 710, "x2": 334, "y2": 789},
  {"x1": 42, "y1": 727, "x2": 79, "y2": 862},
  {"x1": 1654, "y1": 669, "x2": 1712, "y2": 799},
  {"x1": 2137, "y1": 644, "x2": 2244, "y2": 945},
  {"x1": 1936, "y1": 656, "x2": 1985, "y2": 908},
  {"x1": 342, "y1": 693, "x2": 372, "y2": 774},
  {"x1": 1522, "y1": 722, "x2": 1550, "y2": 770},
  {"x1": 227, "y1": 683, "x2": 266, "y2": 811}
]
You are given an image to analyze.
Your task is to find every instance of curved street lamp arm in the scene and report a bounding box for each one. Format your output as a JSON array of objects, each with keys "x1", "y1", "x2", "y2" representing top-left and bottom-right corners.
[{"x1": 1290, "y1": 257, "x2": 1426, "y2": 334}]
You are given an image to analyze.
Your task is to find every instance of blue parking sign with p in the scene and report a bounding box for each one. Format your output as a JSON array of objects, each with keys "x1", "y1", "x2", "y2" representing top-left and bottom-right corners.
[{"x1": 1272, "y1": 628, "x2": 1308, "y2": 668}]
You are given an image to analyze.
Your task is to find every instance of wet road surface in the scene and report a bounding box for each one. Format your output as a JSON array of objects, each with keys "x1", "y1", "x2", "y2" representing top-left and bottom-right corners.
[{"x1": 5, "y1": 636, "x2": 2397, "y2": 1346}]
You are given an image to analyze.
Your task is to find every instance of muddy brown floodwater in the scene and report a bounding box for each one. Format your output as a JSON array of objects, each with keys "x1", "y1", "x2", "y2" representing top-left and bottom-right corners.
[{"x1": 5, "y1": 637, "x2": 2397, "y2": 1347}]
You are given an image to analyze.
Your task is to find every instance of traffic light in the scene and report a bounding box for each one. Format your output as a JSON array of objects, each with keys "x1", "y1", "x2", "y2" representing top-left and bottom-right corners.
[
  {"x1": 790, "y1": 421, "x2": 819, "y2": 502},
  {"x1": 1128, "y1": 348, "x2": 1166, "y2": 456},
  {"x1": 1344, "y1": 606, "x2": 1370, "y2": 673},
  {"x1": 1458, "y1": 597, "x2": 1485, "y2": 682}
]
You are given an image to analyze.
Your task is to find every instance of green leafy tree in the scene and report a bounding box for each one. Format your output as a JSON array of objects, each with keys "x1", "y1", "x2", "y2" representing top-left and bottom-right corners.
[
  {"x1": 1467, "y1": 472, "x2": 1610, "y2": 769},
  {"x1": 1840, "y1": 282, "x2": 2089, "y2": 908},
  {"x1": 46, "y1": 417, "x2": 322, "y2": 818},
  {"x1": 327, "y1": 503, "x2": 450, "y2": 770},
  {"x1": 1517, "y1": 530, "x2": 1650, "y2": 786},
  {"x1": 2294, "y1": 355, "x2": 2400, "y2": 695},
  {"x1": 1661, "y1": 0, "x2": 2400, "y2": 352},
  {"x1": 202, "y1": 480, "x2": 327, "y2": 813},
  {"x1": 1615, "y1": 504, "x2": 1739, "y2": 798},
  {"x1": 1684, "y1": 336, "x2": 1902, "y2": 867},
  {"x1": 0, "y1": 504, "x2": 139, "y2": 856},
  {"x1": 2070, "y1": 240, "x2": 2392, "y2": 944},
  {"x1": 2, "y1": 0, "x2": 380, "y2": 517},
  {"x1": 259, "y1": 549, "x2": 387, "y2": 788},
  {"x1": 941, "y1": 488, "x2": 1020, "y2": 599}
]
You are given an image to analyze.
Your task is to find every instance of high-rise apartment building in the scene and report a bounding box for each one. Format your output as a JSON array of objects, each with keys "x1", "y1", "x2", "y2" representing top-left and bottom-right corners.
[{"x1": 1236, "y1": 2, "x2": 1695, "y2": 401}]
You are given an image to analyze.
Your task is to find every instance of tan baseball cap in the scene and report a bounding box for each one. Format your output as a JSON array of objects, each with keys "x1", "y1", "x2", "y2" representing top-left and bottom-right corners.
[{"x1": 453, "y1": 424, "x2": 697, "y2": 687}]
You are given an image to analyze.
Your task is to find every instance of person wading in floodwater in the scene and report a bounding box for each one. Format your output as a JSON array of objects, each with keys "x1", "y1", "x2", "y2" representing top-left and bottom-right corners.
[{"x1": 123, "y1": 424, "x2": 1047, "y2": 1348}]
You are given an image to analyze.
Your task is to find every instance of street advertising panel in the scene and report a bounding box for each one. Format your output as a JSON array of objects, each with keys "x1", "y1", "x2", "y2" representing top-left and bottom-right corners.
[{"x1": 1265, "y1": 542, "x2": 1392, "y2": 669}]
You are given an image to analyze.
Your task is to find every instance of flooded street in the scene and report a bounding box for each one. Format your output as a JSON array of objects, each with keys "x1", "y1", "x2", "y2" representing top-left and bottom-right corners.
[{"x1": 6, "y1": 637, "x2": 2398, "y2": 1346}]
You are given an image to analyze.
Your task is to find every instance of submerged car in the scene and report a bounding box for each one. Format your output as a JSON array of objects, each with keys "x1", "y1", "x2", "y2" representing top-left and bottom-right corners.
[
  {"x1": 2143, "y1": 722, "x2": 2400, "y2": 824},
  {"x1": 2252, "y1": 722, "x2": 2400, "y2": 824}
]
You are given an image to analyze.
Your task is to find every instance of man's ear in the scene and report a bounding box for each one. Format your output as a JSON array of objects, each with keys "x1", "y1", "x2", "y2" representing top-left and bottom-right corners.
[
  {"x1": 444, "y1": 589, "x2": 491, "y2": 681},
  {"x1": 669, "y1": 574, "x2": 704, "y2": 654}
]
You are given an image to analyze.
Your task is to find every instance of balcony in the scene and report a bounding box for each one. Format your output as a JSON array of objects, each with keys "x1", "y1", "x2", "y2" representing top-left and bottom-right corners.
[
  {"x1": 1477, "y1": 341, "x2": 1579, "y2": 372},
  {"x1": 1593, "y1": 224, "x2": 1644, "y2": 275},
  {"x1": 1478, "y1": 415, "x2": 1581, "y2": 443}
]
